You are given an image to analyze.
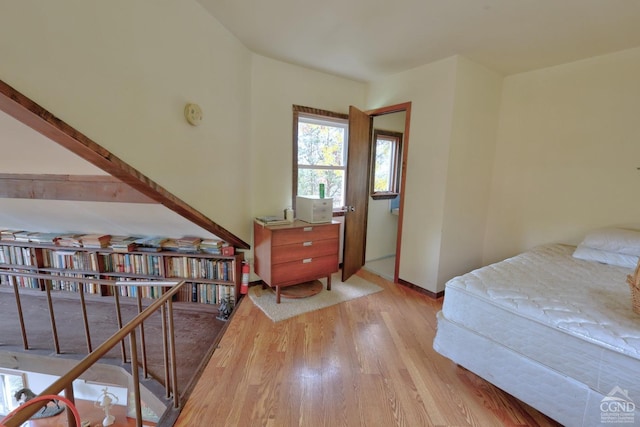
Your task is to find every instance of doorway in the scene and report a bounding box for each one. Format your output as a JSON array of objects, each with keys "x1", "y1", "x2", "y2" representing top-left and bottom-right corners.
[
  {"x1": 342, "y1": 102, "x2": 411, "y2": 283},
  {"x1": 363, "y1": 110, "x2": 406, "y2": 281}
]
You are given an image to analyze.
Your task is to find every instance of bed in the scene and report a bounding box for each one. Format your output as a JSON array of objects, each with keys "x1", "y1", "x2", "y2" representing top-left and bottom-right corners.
[{"x1": 433, "y1": 229, "x2": 640, "y2": 427}]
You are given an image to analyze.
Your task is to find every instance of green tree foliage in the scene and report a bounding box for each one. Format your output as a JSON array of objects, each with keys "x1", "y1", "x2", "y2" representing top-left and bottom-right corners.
[
  {"x1": 374, "y1": 139, "x2": 392, "y2": 192},
  {"x1": 297, "y1": 122, "x2": 346, "y2": 207}
]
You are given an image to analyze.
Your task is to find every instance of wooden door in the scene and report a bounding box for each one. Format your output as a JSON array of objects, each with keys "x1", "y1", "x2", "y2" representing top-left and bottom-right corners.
[{"x1": 342, "y1": 106, "x2": 372, "y2": 281}]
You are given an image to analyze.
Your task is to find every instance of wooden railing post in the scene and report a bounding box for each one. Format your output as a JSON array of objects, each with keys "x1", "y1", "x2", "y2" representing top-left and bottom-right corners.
[
  {"x1": 78, "y1": 284, "x2": 92, "y2": 353},
  {"x1": 161, "y1": 299, "x2": 171, "y2": 399},
  {"x1": 167, "y1": 299, "x2": 179, "y2": 409},
  {"x1": 10, "y1": 275, "x2": 29, "y2": 349},
  {"x1": 64, "y1": 384, "x2": 76, "y2": 427},
  {"x1": 129, "y1": 328, "x2": 143, "y2": 427},
  {"x1": 44, "y1": 280, "x2": 61, "y2": 354},
  {"x1": 136, "y1": 291, "x2": 149, "y2": 378},
  {"x1": 3, "y1": 280, "x2": 184, "y2": 427},
  {"x1": 113, "y1": 290, "x2": 127, "y2": 363}
]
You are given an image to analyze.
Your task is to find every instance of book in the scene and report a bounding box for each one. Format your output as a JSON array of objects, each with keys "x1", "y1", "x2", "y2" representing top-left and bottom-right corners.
[
  {"x1": 81, "y1": 234, "x2": 111, "y2": 248},
  {"x1": 109, "y1": 236, "x2": 139, "y2": 252},
  {"x1": 134, "y1": 236, "x2": 168, "y2": 252},
  {"x1": 200, "y1": 238, "x2": 224, "y2": 254},
  {"x1": 177, "y1": 236, "x2": 202, "y2": 253},
  {"x1": 161, "y1": 239, "x2": 180, "y2": 252},
  {"x1": 28, "y1": 232, "x2": 62, "y2": 244},
  {"x1": 255, "y1": 216, "x2": 290, "y2": 226},
  {"x1": 56, "y1": 234, "x2": 83, "y2": 247},
  {"x1": 13, "y1": 231, "x2": 35, "y2": 242},
  {"x1": 177, "y1": 236, "x2": 202, "y2": 245},
  {"x1": 0, "y1": 229, "x2": 24, "y2": 241}
]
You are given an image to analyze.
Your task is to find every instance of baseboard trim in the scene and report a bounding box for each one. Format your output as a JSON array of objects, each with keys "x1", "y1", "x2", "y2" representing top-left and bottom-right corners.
[{"x1": 397, "y1": 278, "x2": 444, "y2": 299}]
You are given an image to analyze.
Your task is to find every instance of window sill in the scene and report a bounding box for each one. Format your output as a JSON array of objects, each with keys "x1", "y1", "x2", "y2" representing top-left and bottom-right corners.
[{"x1": 371, "y1": 192, "x2": 399, "y2": 200}]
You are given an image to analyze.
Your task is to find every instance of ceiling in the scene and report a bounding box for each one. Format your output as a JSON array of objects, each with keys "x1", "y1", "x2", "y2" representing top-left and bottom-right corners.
[{"x1": 198, "y1": 0, "x2": 640, "y2": 81}]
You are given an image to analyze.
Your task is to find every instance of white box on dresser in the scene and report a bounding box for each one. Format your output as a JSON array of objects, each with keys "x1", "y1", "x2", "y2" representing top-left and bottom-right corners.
[{"x1": 295, "y1": 196, "x2": 333, "y2": 223}]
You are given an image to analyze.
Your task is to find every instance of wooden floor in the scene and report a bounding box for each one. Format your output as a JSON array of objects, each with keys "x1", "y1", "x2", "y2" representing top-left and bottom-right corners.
[{"x1": 175, "y1": 270, "x2": 561, "y2": 427}]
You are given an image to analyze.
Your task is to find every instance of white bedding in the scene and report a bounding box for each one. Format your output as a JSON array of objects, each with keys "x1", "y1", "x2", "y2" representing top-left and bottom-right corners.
[{"x1": 434, "y1": 243, "x2": 640, "y2": 426}]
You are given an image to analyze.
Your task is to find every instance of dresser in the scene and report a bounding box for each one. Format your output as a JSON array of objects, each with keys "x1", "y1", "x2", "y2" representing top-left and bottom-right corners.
[{"x1": 253, "y1": 220, "x2": 340, "y2": 303}]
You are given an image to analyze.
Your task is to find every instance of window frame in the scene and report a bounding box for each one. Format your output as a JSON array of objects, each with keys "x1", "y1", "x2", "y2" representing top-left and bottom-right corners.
[
  {"x1": 292, "y1": 105, "x2": 349, "y2": 212},
  {"x1": 0, "y1": 369, "x2": 27, "y2": 416},
  {"x1": 370, "y1": 128, "x2": 403, "y2": 200}
]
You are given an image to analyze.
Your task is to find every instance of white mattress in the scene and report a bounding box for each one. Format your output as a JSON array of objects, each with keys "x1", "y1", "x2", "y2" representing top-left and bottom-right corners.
[
  {"x1": 434, "y1": 244, "x2": 640, "y2": 424},
  {"x1": 435, "y1": 312, "x2": 608, "y2": 426}
]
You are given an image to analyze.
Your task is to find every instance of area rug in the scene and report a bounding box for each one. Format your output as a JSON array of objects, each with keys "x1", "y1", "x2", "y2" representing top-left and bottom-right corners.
[{"x1": 248, "y1": 272, "x2": 383, "y2": 322}]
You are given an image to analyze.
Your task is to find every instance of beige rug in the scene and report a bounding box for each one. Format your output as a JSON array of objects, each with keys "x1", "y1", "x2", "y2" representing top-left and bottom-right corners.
[{"x1": 248, "y1": 271, "x2": 383, "y2": 322}]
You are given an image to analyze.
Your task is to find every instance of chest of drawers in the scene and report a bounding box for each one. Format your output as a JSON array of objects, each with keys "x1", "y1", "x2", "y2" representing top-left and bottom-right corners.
[{"x1": 253, "y1": 220, "x2": 339, "y2": 303}]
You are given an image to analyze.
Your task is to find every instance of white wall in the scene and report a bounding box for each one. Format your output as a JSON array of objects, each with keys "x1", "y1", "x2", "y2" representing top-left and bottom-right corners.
[
  {"x1": 437, "y1": 57, "x2": 503, "y2": 289},
  {"x1": 368, "y1": 57, "x2": 459, "y2": 292},
  {"x1": 0, "y1": 1, "x2": 253, "y2": 242},
  {"x1": 248, "y1": 54, "x2": 366, "y2": 269},
  {"x1": 368, "y1": 56, "x2": 503, "y2": 293},
  {"x1": 484, "y1": 47, "x2": 640, "y2": 265},
  {"x1": 249, "y1": 55, "x2": 367, "y2": 218}
]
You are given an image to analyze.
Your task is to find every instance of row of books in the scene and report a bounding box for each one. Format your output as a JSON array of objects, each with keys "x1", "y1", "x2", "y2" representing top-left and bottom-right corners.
[
  {"x1": 1, "y1": 234, "x2": 241, "y2": 307},
  {"x1": 43, "y1": 250, "x2": 96, "y2": 272},
  {"x1": 116, "y1": 283, "x2": 166, "y2": 299},
  {"x1": 49, "y1": 274, "x2": 101, "y2": 294},
  {"x1": 101, "y1": 253, "x2": 163, "y2": 277},
  {"x1": 36, "y1": 249, "x2": 234, "y2": 282},
  {"x1": 0, "y1": 229, "x2": 233, "y2": 255},
  {"x1": 115, "y1": 281, "x2": 235, "y2": 306},
  {"x1": 190, "y1": 282, "x2": 236, "y2": 306},
  {"x1": 0, "y1": 246, "x2": 36, "y2": 266},
  {"x1": 0, "y1": 271, "x2": 39, "y2": 289},
  {"x1": 2, "y1": 267, "x2": 237, "y2": 303},
  {"x1": 166, "y1": 257, "x2": 234, "y2": 282}
]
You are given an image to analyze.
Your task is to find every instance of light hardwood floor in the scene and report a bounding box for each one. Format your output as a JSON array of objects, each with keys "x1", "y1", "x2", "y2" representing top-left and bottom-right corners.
[{"x1": 175, "y1": 270, "x2": 561, "y2": 426}]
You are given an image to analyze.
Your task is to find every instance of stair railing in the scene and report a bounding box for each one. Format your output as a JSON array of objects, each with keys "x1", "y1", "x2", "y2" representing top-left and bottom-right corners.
[{"x1": 1, "y1": 276, "x2": 186, "y2": 427}]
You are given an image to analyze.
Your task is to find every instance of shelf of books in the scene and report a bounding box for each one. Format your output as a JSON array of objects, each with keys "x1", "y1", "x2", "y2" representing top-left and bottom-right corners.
[{"x1": 0, "y1": 230, "x2": 243, "y2": 309}]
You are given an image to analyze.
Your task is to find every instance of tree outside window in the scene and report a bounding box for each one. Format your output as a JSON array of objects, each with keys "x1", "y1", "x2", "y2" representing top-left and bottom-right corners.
[
  {"x1": 371, "y1": 129, "x2": 402, "y2": 200},
  {"x1": 293, "y1": 106, "x2": 348, "y2": 210}
]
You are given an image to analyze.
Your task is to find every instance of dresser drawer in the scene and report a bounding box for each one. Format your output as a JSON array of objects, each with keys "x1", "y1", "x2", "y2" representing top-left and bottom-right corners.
[
  {"x1": 271, "y1": 238, "x2": 338, "y2": 264},
  {"x1": 271, "y1": 223, "x2": 338, "y2": 246},
  {"x1": 271, "y1": 254, "x2": 338, "y2": 287}
]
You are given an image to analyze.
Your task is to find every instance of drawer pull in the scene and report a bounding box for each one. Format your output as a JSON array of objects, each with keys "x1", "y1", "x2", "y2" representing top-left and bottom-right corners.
[
  {"x1": 303, "y1": 227, "x2": 313, "y2": 232},
  {"x1": 302, "y1": 258, "x2": 313, "y2": 264},
  {"x1": 303, "y1": 241, "x2": 313, "y2": 247}
]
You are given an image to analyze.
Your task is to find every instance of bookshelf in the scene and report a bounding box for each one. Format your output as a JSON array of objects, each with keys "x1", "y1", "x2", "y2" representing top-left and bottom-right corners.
[{"x1": 0, "y1": 240, "x2": 243, "y2": 309}]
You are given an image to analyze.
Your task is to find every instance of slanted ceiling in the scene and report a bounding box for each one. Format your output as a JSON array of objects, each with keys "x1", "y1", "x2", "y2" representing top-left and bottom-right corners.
[{"x1": 0, "y1": 80, "x2": 249, "y2": 249}]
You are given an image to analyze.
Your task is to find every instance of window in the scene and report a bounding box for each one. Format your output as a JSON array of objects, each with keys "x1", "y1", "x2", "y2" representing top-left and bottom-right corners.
[
  {"x1": 370, "y1": 129, "x2": 403, "y2": 200},
  {"x1": 293, "y1": 106, "x2": 349, "y2": 210},
  {"x1": 0, "y1": 370, "x2": 27, "y2": 416}
]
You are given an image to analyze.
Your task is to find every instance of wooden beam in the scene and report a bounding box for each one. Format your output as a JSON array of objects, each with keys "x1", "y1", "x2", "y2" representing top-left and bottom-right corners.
[
  {"x1": 0, "y1": 80, "x2": 250, "y2": 248},
  {"x1": 0, "y1": 173, "x2": 156, "y2": 203}
]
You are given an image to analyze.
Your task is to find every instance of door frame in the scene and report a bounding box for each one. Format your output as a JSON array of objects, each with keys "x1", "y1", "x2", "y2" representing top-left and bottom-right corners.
[{"x1": 364, "y1": 102, "x2": 411, "y2": 283}]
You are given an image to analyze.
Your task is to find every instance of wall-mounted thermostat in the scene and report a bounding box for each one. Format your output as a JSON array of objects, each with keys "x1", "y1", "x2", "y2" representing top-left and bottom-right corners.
[{"x1": 184, "y1": 103, "x2": 203, "y2": 126}]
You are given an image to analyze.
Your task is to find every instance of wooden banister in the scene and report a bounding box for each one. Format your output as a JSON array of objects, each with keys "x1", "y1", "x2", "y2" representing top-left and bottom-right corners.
[{"x1": 2, "y1": 280, "x2": 185, "y2": 427}]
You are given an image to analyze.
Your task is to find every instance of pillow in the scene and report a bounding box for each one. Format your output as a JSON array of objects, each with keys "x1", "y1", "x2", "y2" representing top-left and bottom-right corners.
[
  {"x1": 579, "y1": 227, "x2": 640, "y2": 257},
  {"x1": 572, "y1": 244, "x2": 639, "y2": 269}
]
